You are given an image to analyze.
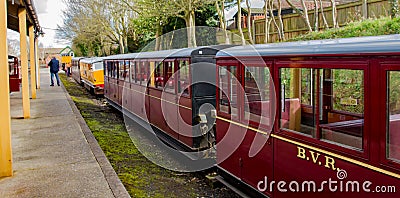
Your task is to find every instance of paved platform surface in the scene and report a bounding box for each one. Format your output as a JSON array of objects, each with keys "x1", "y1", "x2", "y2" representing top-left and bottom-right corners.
[{"x1": 0, "y1": 68, "x2": 130, "y2": 197}]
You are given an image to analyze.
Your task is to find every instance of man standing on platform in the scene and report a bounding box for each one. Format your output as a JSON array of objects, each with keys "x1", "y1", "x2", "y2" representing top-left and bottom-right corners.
[{"x1": 48, "y1": 57, "x2": 60, "y2": 86}]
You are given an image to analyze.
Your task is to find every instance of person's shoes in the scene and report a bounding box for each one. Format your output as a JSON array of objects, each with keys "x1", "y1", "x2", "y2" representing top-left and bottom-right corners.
[
  {"x1": 57, "y1": 84, "x2": 60, "y2": 86},
  {"x1": 50, "y1": 84, "x2": 54, "y2": 86}
]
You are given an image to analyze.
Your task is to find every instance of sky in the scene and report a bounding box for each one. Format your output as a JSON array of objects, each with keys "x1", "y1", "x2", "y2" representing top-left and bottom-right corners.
[
  {"x1": 7, "y1": 0, "x2": 265, "y2": 49},
  {"x1": 8, "y1": 0, "x2": 69, "y2": 48}
]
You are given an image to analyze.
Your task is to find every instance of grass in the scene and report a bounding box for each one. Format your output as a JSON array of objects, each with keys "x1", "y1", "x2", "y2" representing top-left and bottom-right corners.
[
  {"x1": 290, "y1": 17, "x2": 400, "y2": 41},
  {"x1": 59, "y1": 74, "x2": 210, "y2": 197}
]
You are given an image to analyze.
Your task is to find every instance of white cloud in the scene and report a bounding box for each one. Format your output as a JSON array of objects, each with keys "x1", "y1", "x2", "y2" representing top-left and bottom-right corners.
[
  {"x1": 33, "y1": 0, "x2": 48, "y2": 14},
  {"x1": 33, "y1": 0, "x2": 69, "y2": 48}
]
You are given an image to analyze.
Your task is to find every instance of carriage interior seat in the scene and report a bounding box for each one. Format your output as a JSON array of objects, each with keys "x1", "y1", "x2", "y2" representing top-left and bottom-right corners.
[
  {"x1": 389, "y1": 114, "x2": 400, "y2": 160},
  {"x1": 280, "y1": 98, "x2": 301, "y2": 131}
]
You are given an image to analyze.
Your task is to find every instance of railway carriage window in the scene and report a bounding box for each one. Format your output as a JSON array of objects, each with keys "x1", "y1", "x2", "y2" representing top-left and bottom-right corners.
[
  {"x1": 137, "y1": 62, "x2": 143, "y2": 84},
  {"x1": 155, "y1": 61, "x2": 164, "y2": 88},
  {"x1": 280, "y1": 68, "x2": 364, "y2": 150},
  {"x1": 148, "y1": 61, "x2": 155, "y2": 87},
  {"x1": 112, "y1": 62, "x2": 117, "y2": 78},
  {"x1": 219, "y1": 66, "x2": 229, "y2": 114},
  {"x1": 218, "y1": 66, "x2": 239, "y2": 119},
  {"x1": 165, "y1": 61, "x2": 175, "y2": 93},
  {"x1": 105, "y1": 62, "x2": 109, "y2": 77},
  {"x1": 301, "y1": 68, "x2": 313, "y2": 105},
  {"x1": 280, "y1": 68, "x2": 316, "y2": 137},
  {"x1": 331, "y1": 70, "x2": 364, "y2": 114},
  {"x1": 244, "y1": 67, "x2": 273, "y2": 126},
  {"x1": 139, "y1": 61, "x2": 149, "y2": 86},
  {"x1": 387, "y1": 71, "x2": 400, "y2": 161},
  {"x1": 178, "y1": 60, "x2": 190, "y2": 96},
  {"x1": 135, "y1": 61, "x2": 140, "y2": 84},
  {"x1": 94, "y1": 62, "x2": 103, "y2": 71},
  {"x1": 321, "y1": 69, "x2": 364, "y2": 149},
  {"x1": 119, "y1": 61, "x2": 125, "y2": 80},
  {"x1": 130, "y1": 61, "x2": 136, "y2": 83},
  {"x1": 124, "y1": 61, "x2": 130, "y2": 82},
  {"x1": 104, "y1": 61, "x2": 110, "y2": 76}
]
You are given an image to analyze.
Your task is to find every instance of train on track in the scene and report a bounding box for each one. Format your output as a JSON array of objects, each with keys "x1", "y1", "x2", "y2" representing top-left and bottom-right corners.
[
  {"x1": 72, "y1": 35, "x2": 400, "y2": 197},
  {"x1": 103, "y1": 45, "x2": 231, "y2": 151},
  {"x1": 8, "y1": 55, "x2": 21, "y2": 92},
  {"x1": 71, "y1": 57, "x2": 104, "y2": 95}
]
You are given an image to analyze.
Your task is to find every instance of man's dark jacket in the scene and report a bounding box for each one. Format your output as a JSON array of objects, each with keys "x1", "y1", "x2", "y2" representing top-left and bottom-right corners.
[{"x1": 48, "y1": 58, "x2": 60, "y2": 73}]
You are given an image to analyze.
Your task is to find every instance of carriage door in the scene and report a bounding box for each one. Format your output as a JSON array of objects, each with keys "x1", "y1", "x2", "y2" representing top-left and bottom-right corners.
[
  {"x1": 240, "y1": 64, "x2": 274, "y2": 196},
  {"x1": 216, "y1": 61, "x2": 243, "y2": 179}
]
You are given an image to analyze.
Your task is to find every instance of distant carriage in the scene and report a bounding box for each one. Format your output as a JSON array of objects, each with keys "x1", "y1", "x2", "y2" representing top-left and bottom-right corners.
[
  {"x1": 103, "y1": 46, "x2": 232, "y2": 150},
  {"x1": 8, "y1": 55, "x2": 20, "y2": 92},
  {"x1": 80, "y1": 57, "x2": 104, "y2": 95}
]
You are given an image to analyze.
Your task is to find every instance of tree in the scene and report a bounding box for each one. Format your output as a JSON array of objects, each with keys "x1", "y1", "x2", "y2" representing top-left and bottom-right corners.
[
  {"x1": 216, "y1": 0, "x2": 230, "y2": 44},
  {"x1": 237, "y1": 0, "x2": 246, "y2": 45},
  {"x1": 313, "y1": 0, "x2": 319, "y2": 31},
  {"x1": 58, "y1": 0, "x2": 136, "y2": 55},
  {"x1": 98, "y1": 0, "x2": 136, "y2": 54},
  {"x1": 331, "y1": 0, "x2": 338, "y2": 28},
  {"x1": 263, "y1": 0, "x2": 273, "y2": 43},
  {"x1": 127, "y1": 0, "x2": 215, "y2": 48},
  {"x1": 285, "y1": 0, "x2": 313, "y2": 32},
  {"x1": 57, "y1": 0, "x2": 109, "y2": 56},
  {"x1": 268, "y1": 0, "x2": 281, "y2": 40},
  {"x1": 121, "y1": 0, "x2": 176, "y2": 50},
  {"x1": 390, "y1": 0, "x2": 400, "y2": 18},
  {"x1": 362, "y1": 0, "x2": 368, "y2": 19},
  {"x1": 245, "y1": 0, "x2": 254, "y2": 44},
  {"x1": 276, "y1": 0, "x2": 285, "y2": 41},
  {"x1": 319, "y1": 0, "x2": 329, "y2": 29},
  {"x1": 170, "y1": 0, "x2": 217, "y2": 47}
]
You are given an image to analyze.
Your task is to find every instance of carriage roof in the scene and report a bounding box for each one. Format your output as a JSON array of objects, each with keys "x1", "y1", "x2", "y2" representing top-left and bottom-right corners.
[
  {"x1": 80, "y1": 57, "x2": 103, "y2": 64},
  {"x1": 216, "y1": 34, "x2": 400, "y2": 58},
  {"x1": 103, "y1": 45, "x2": 233, "y2": 60}
]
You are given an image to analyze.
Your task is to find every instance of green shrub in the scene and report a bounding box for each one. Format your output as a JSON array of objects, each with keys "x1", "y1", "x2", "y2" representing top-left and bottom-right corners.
[{"x1": 290, "y1": 17, "x2": 400, "y2": 41}]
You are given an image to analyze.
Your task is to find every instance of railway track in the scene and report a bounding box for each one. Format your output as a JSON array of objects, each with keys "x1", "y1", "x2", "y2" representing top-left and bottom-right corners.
[{"x1": 60, "y1": 74, "x2": 240, "y2": 197}]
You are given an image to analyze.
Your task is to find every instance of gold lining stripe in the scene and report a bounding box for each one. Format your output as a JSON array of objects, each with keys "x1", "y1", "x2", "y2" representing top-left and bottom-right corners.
[
  {"x1": 216, "y1": 116, "x2": 269, "y2": 135},
  {"x1": 128, "y1": 88, "x2": 192, "y2": 110},
  {"x1": 216, "y1": 116, "x2": 400, "y2": 179}
]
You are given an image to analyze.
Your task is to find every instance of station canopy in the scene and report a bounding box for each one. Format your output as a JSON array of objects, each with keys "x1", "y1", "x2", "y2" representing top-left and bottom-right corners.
[{"x1": 7, "y1": 0, "x2": 41, "y2": 34}]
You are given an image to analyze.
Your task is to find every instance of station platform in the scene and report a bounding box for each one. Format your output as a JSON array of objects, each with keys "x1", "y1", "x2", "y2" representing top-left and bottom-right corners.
[{"x1": 0, "y1": 68, "x2": 130, "y2": 197}]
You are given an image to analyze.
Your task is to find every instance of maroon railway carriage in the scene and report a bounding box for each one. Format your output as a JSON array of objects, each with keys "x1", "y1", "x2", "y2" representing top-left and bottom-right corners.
[
  {"x1": 215, "y1": 35, "x2": 400, "y2": 197},
  {"x1": 103, "y1": 46, "x2": 231, "y2": 151},
  {"x1": 8, "y1": 55, "x2": 20, "y2": 92}
]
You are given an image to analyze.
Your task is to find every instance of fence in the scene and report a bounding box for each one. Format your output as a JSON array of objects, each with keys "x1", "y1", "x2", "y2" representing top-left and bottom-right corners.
[{"x1": 248, "y1": 0, "x2": 391, "y2": 44}]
